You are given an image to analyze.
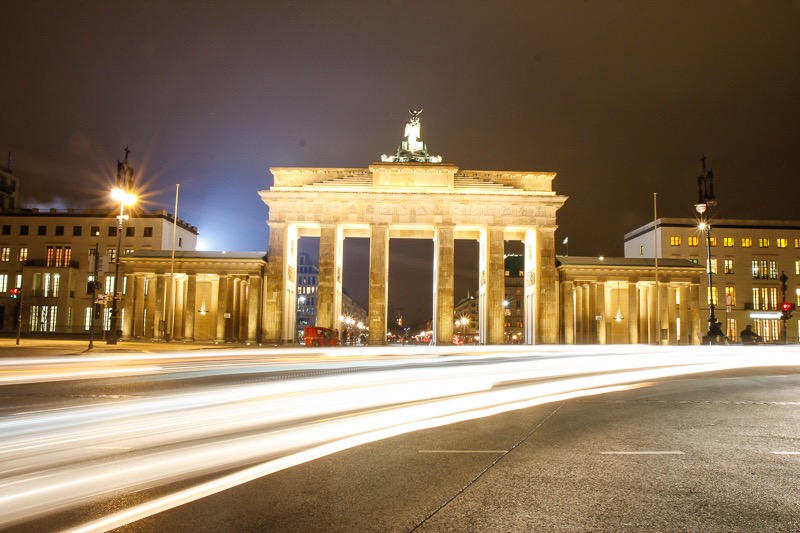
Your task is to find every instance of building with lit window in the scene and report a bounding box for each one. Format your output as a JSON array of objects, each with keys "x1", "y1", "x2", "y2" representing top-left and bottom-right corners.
[
  {"x1": 0, "y1": 207, "x2": 197, "y2": 335},
  {"x1": 624, "y1": 218, "x2": 800, "y2": 343},
  {"x1": 0, "y1": 161, "x2": 19, "y2": 209},
  {"x1": 504, "y1": 254, "x2": 525, "y2": 343}
]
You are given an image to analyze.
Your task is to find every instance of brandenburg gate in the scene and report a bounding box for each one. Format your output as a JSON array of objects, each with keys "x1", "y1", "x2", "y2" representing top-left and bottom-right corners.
[{"x1": 259, "y1": 111, "x2": 567, "y2": 345}]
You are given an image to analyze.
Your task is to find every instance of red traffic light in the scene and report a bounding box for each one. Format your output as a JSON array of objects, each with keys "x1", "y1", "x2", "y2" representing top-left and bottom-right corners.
[
  {"x1": 781, "y1": 301, "x2": 792, "y2": 312},
  {"x1": 9, "y1": 287, "x2": 20, "y2": 299}
]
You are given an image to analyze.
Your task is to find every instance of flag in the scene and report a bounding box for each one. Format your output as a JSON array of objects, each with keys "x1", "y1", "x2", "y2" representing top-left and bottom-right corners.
[{"x1": 563, "y1": 236, "x2": 569, "y2": 245}]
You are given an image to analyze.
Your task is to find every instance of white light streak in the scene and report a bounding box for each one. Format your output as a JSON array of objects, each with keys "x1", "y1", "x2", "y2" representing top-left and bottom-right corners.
[{"x1": 0, "y1": 345, "x2": 796, "y2": 530}]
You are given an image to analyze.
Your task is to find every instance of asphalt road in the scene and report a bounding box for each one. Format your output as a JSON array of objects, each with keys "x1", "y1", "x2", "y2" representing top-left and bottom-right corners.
[
  {"x1": 106, "y1": 366, "x2": 798, "y2": 532},
  {"x1": 2, "y1": 344, "x2": 798, "y2": 533}
]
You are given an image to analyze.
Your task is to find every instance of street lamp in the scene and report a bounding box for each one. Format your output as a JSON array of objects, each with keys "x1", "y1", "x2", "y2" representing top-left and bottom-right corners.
[
  {"x1": 694, "y1": 155, "x2": 719, "y2": 343},
  {"x1": 107, "y1": 148, "x2": 137, "y2": 345}
]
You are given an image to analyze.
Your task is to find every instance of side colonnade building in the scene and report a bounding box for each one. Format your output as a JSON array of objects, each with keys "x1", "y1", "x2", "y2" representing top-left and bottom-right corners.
[
  {"x1": 120, "y1": 251, "x2": 267, "y2": 343},
  {"x1": 558, "y1": 257, "x2": 705, "y2": 345}
]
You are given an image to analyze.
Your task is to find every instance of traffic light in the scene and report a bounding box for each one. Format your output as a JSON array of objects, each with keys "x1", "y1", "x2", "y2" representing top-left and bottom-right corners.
[
  {"x1": 780, "y1": 301, "x2": 794, "y2": 320},
  {"x1": 9, "y1": 287, "x2": 20, "y2": 299}
]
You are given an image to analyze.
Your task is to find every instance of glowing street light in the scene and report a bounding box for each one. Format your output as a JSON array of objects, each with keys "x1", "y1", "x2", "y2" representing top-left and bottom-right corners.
[
  {"x1": 107, "y1": 148, "x2": 137, "y2": 345},
  {"x1": 694, "y1": 154, "x2": 721, "y2": 344}
]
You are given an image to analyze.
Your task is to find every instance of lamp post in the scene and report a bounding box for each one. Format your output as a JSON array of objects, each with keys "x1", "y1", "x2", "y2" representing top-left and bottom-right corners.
[
  {"x1": 107, "y1": 148, "x2": 137, "y2": 345},
  {"x1": 694, "y1": 155, "x2": 719, "y2": 343}
]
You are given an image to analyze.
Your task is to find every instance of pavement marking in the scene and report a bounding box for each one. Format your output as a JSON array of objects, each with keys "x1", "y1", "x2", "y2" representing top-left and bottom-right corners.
[
  {"x1": 601, "y1": 451, "x2": 685, "y2": 455},
  {"x1": 772, "y1": 451, "x2": 800, "y2": 455},
  {"x1": 418, "y1": 450, "x2": 507, "y2": 454}
]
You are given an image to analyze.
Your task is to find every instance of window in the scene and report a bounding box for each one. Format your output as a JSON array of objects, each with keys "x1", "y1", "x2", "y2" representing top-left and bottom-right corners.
[
  {"x1": 20, "y1": 225, "x2": 28, "y2": 236},
  {"x1": 108, "y1": 226, "x2": 117, "y2": 237},
  {"x1": 752, "y1": 287, "x2": 778, "y2": 310},
  {"x1": 73, "y1": 226, "x2": 82, "y2": 236},
  {"x1": 105, "y1": 275, "x2": 115, "y2": 294},
  {"x1": 84, "y1": 307, "x2": 93, "y2": 331},
  {"x1": 723, "y1": 237, "x2": 734, "y2": 247},
  {"x1": 707, "y1": 258, "x2": 717, "y2": 274},
  {"x1": 670, "y1": 236, "x2": 681, "y2": 246},
  {"x1": 143, "y1": 227, "x2": 153, "y2": 237},
  {"x1": 742, "y1": 237, "x2": 752, "y2": 248},
  {"x1": 18, "y1": 247, "x2": 27, "y2": 262},
  {"x1": 126, "y1": 227, "x2": 135, "y2": 237},
  {"x1": 727, "y1": 318, "x2": 737, "y2": 342},
  {"x1": 687, "y1": 236, "x2": 698, "y2": 247},
  {"x1": 0, "y1": 274, "x2": 7, "y2": 292},
  {"x1": 759, "y1": 238, "x2": 769, "y2": 248},
  {"x1": 777, "y1": 238, "x2": 787, "y2": 248},
  {"x1": 795, "y1": 238, "x2": 800, "y2": 248},
  {"x1": 38, "y1": 225, "x2": 46, "y2": 236},
  {"x1": 1, "y1": 225, "x2": 10, "y2": 235},
  {"x1": 108, "y1": 248, "x2": 117, "y2": 263},
  {"x1": 125, "y1": 248, "x2": 134, "y2": 255},
  {"x1": 709, "y1": 237, "x2": 717, "y2": 247},
  {"x1": 724, "y1": 259, "x2": 734, "y2": 274},
  {"x1": 45, "y1": 246, "x2": 72, "y2": 267},
  {"x1": 796, "y1": 260, "x2": 800, "y2": 276},
  {"x1": 55, "y1": 226, "x2": 65, "y2": 236},
  {"x1": 179, "y1": 237, "x2": 183, "y2": 247},
  {"x1": 90, "y1": 226, "x2": 100, "y2": 237},
  {"x1": 639, "y1": 245, "x2": 644, "y2": 256},
  {"x1": 707, "y1": 287, "x2": 719, "y2": 307},
  {"x1": 751, "y1": 260, "x2": 777, "y2": 279},
  {"x1": 0, "y1": 247, "x2": 9, "y2": 261},
  {"x1": 725, "y1": 286, "x2": 736, "y2": 306},
  {"x1": 769, "y1": 261, "x2": 778, "y2": 279}
]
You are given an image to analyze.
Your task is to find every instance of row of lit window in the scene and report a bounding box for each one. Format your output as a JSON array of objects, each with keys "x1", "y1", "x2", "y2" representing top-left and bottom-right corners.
[
  {"x1": 1, "y1": 224, "x2": 155, "y2": 238},
  {"x1": 670, "y1": 236, "x2": 796, "y2": 248},
  {"x1": 706, "y1": 286, "x2": 800, "y2": 310},
  {"x1": 692, "y1": 258, "x2": 800, "y2": 278}
]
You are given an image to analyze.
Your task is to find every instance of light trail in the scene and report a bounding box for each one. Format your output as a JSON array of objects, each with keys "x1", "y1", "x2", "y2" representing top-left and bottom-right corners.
[{"x1": 0, "y1": 345, "x2": 797, "y2": 530}]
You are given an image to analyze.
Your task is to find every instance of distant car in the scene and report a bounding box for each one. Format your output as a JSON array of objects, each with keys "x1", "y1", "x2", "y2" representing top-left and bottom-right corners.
[
  {"x1": 452, "y1": 334, "x2": 464, "y2": 345},
  {"x1": 303, "y1": 326, "x2": 341, "y2": 347}
]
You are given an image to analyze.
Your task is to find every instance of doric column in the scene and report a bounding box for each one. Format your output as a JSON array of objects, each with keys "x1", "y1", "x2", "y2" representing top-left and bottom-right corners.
[
  {"x1": 574, "y1": 283, "x2": 584, "y2": 344},
  {"x1": 582, "y1": 284, "x2": 591, "y2": 343},
  {"x1": 133, "y1": 275, "x2": 146, "y2": 337},
  {"x1": 368, "y1": 224, "x2": 389, "y2": 345},
  {"x1": 122, "y1": 274, "x2": 135, "y2": 339},
  {"x1": 637, "y1": 284, "x2": 648, "y2": 343},
  {"x1": 317, "y1": 223, "x2": 343, "y2": 330},
  {"x1": 659, "y1": 282, "x2": 670, "y2": 345},
  {"x1": 173, "y1": 275, "x2": 185, "y2": 340},
  {"x1": 433, "y1": 225, "x2": 455, "y2": 345},
  {"x1": 648, "y1": 283, "x2": 658, "y2": 344},
  {"x1": 535, "y1": 228, "x2": 558, "y2": 343},
  {"x1": 678, "y1": 285, "x2": 689, "y2": 345},
  {"x1": 595, "y1": 282, "x2": 606, "y2": 345},
  {"x1": 524, "y1": 228, "x2": 538, "y2": 345},
  {"x1": 666, "y1": 284, "x2": 677, "y2": 345},
  {"x1": 478, "y1": 226, "x2": 505, "y2": 345},
  {"x1": 184, "y1": 274, "x2": 197, "y2": 341},
  {"x1": 265, "y1": 221, "x2": 286, "y2": 343},
  {"x1": 561, "y1": 280, "x2": 574, "y2": 344},
  {"x1": 246, "y1": 274, "x2": 261, "y2": 344},
  {"x1": 154, "y1": 274, "x2": 166, "y2": 340},
  {"x1": 216, "y1": 275, "x2": 229, "y2": 343},
  {"x1": 230, "y1": 277, "x2": 241, "y2": 342},
  {"x1": 628, "y1": 282, "x2": 639, "y2": 343},
  {"x1": 689, "y1": 284, "x2": 701, "y2": 344}
]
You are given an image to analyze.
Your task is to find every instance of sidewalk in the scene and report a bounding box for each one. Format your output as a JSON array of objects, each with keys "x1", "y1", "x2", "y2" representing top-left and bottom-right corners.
[{"x1": 0, "y1": 337, "x2": 294, "y2": 357}]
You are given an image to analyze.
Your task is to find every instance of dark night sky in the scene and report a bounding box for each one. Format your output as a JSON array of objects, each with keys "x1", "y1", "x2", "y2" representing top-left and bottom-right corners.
[{"x1": 2, "y1": 1, "x2": 799, "y2": 323}]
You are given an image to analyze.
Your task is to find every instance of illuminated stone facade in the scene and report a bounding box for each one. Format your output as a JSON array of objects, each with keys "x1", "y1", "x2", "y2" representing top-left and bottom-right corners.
[
  {"x1": 260, "y1": 161, "x2": 567, "y2": 345},
  {"x1": 121, "y1": 251, "x2": 266, "y2": 343},
  {"x1": 558, "y1": 257, "x2": 705, "y2": 345}
]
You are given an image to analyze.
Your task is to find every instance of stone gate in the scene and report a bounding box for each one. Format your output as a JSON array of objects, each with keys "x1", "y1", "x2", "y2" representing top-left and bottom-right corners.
[{"x1": 259, "y1": 113, "x2": 567, "y2": 345}]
